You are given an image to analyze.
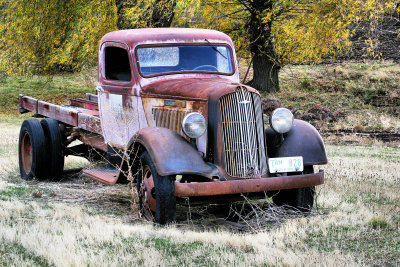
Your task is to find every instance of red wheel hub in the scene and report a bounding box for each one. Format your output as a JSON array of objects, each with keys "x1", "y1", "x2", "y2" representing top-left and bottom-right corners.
[
  {"x1": 21, "y1": 131, "x2": 33, "y2": 175},
  {"x1": 140, "y1": 166, "x2": 156, "y2": 220}
]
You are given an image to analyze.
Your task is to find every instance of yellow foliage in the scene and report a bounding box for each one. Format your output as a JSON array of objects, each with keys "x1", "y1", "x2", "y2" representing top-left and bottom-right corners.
[
  {"x1": 0, "y1": 0, "x2": 117, "y2": 75},
  {"x1": 117, "y1": 0, "x2": 152, "y2": 29},
  {"x1": 0, "y1": 0, "x2": 396, "y2": 75},
  {"x1": 175, "y1": 0, "x2": 397, "y2": 65}
]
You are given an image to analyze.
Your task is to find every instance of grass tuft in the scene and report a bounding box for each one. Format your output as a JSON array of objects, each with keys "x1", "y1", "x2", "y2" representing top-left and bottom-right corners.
[{"x1": 368, "y1": 217, "x2": 389, "y2": 230}]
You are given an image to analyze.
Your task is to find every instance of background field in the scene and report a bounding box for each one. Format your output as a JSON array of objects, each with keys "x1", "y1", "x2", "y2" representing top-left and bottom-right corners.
[
  {"x1": 0, "y1": 63, "x2": 399, "y2": 266},
  {"x1": 2, "y1": 61, "x2": 399, "y2": 133}
]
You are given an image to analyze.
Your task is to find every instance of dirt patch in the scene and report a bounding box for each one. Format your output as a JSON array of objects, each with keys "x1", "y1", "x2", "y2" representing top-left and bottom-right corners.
[
  {"x1": 262, "y1": 98, "x2": 282, "y2": 115},
  {"x1": 312, "y1": 79, "x2": 345, "y2": 92},
  {"x1": 297, "y1": 104, "x2": 339, "y2": 122},
  {"x1": 322, "y1": 130, "x2": 400, "y2": 147},
  {"x1": 369, "y1": 95, "x2": 400, "y2": 107}
]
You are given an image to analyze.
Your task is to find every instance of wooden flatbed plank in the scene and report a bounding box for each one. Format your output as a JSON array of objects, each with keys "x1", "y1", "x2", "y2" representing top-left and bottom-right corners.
[
  {"x1": 78, "y1": 112, "x2": 102, "y2": 134},
  {"x1": 70, "y1": 98, "x2": 99, "y2": 111},
  {"x1": 80, "y1": 110, "x2": 99, "y2": 116},
  {"x1": 38, "y1": 100, "x2": 78, "y2": 126},
  {"x1": 18, "y1": 95, "x2": 104, "y2": 136},
  {"x1": 19, "y1": 95, "x2": 38, "y2": 113}
]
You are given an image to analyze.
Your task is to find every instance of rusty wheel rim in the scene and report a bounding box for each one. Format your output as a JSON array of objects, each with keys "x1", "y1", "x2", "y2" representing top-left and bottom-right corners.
[
  {"x1": 21, "y1": 131, "x2": 33, "y2": 175},
  {"x1": 139, "y1": 165, "x2": 155, "y2": 221}
]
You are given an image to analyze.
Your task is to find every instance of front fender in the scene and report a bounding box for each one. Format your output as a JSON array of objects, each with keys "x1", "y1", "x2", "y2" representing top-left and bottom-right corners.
[
  {"x1": 265, "y1": 120, "x2": 328, "y2": 166},
  {"x1": 129, "y1": 127, "x2": 221, "y2": 178}
]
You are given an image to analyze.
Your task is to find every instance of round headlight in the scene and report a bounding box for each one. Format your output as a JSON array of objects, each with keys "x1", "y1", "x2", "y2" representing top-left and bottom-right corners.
[
  {"x1": 270, "y1": 108, "x2": 294, "y2": 133},
  {"x1": 182, "y1": 112, "x2": 206, "y2": 138}
]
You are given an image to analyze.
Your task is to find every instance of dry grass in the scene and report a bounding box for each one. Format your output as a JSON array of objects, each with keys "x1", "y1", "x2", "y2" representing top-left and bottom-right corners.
[{"x1": 1, "y1": 119, "x2": 399, "y2": 266}]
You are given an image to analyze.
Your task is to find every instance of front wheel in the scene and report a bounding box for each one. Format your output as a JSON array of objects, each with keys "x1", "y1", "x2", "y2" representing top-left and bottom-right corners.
[
  {"x1": 136, "y1": 151, "x2": 176, "y2": 224},
  {"x1": 272, "y1": 166, "x2": 315, "y2": 212}
]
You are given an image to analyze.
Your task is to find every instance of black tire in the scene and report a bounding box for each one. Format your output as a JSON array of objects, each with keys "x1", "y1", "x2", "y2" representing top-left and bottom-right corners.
[
  {"x1": 18, "y1": 119, "x2": 47, "y2": 180},
  {"x1": 40, "y1": 118, "x2": 64, "y2": 180},
  {"x1": 136, "y1": 151, "x2": 176, "y2": 225},
  {"x1": 272, "y1": 166, "x2": 315, "y2": 212}
]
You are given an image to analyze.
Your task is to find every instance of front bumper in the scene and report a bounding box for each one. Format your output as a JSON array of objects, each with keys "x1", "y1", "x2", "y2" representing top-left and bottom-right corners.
[{"x1": 174, "y1": 170, "x2": 324, "y2": 197}]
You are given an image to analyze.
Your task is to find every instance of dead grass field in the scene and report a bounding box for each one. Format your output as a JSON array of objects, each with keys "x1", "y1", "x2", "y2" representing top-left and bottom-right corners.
[{"x1": 0, "y1": 118, "x2": 399, "y2": 266}]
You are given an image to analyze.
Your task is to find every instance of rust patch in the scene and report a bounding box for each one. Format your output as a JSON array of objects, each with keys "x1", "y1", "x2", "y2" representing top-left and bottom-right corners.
[
  {"x1": 19, "y1": 95, "x2": 38, "y2": 114},
  {"x1": 77, "y1": 113, "x2": 102, "y2": 134},
  {"x1": 37, "y1": 101, "x2": 78, "y2": 126},
  {"x1": 175, "y1": 171, "x2": 324, "y2": 197},
  {"x1": 152, "y1": 107, "x2": 187, "y2": 135},
  {"x1": 80, "y1": 132, "x2": 107, "y2": 152},
  {"x1": 82, "y1": 168, "x2": 119, "y2": 185},
  {"x1": 141, "y1": 78, "x2": 258, "y2": 101}
]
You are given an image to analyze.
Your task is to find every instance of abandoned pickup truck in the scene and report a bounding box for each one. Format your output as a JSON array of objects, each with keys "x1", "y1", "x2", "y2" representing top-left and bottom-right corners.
[{"x1": 18, "y1": 28, "x2": 327, "y2": 224}]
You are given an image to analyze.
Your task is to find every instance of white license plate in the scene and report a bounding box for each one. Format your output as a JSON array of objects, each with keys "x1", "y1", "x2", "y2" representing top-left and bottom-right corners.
[{"x1": 268, "y1": 156, "x2": 303, "y2": 173}]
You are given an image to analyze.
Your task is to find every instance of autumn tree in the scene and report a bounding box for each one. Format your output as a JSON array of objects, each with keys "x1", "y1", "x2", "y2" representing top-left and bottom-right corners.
[
  {"x1": 0, "y1": 0, "x2": 177, "y2": 75},
  {"x1": 176, "y1": 0, "x2": 397, "y2": 92},
  {"x1": 0, "y1": 0, "x2": 117, "y2": 74},
  {"x1": 0, "y1": 0, "x2": 396, "y2": 79}
]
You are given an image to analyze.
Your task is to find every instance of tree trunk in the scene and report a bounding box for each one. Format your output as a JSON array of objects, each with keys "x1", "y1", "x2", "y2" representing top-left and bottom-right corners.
[
  {"x1": 115, "y1": 0, "x2": 176, "y2": 29},
  {"x1": 247, "y1": 0, "x2": 280, "y2": 93},
  {"x1": 150, "y1": 0, "x2": 177, "y2": 27},
  {"x1": 251, "y1": 54, "x2": 280, "y2": 92},
  {"x1": 116, "y1": 0, "x2": 135, "y2": 29}
]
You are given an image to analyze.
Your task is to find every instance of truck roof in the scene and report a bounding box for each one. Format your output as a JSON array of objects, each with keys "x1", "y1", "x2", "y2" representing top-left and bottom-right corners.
[{"x1": 100, "y1": 28, "x2": 234, "y2": 49}]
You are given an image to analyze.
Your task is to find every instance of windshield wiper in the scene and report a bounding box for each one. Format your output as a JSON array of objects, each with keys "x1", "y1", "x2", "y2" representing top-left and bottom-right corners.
[{"x1": 205, "y1": 39, "x2": 228, "y2": 60}]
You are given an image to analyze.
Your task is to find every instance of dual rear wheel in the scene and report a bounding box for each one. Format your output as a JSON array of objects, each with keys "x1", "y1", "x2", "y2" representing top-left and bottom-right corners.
[{"x1": 18, "y1": 118, "x2": 64, "y2": 180}]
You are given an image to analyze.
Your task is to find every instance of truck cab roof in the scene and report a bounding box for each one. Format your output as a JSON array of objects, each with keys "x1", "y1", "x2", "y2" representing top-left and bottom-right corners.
[{"x1": 100, "y1": 28, "x2": 235, "y2": 48}]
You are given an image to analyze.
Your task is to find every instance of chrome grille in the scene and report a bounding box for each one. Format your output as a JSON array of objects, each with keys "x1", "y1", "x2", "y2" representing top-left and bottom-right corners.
[
  {"x1": 152, "y1": 107, "x2": 187, "y2": 135},
  {"x1": 219, "y1": 88, "x2": 267, "y2": 177}
]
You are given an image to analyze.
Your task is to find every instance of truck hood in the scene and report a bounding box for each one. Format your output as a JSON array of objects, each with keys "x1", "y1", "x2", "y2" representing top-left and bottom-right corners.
[{"x1": 140, "y1": 78, "x2": 259, "y2": 101}]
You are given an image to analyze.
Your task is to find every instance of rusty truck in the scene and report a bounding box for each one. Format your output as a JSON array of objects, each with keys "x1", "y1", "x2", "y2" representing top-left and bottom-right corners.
[{"x1": 18, "y1": 28, "x2": 327, "y2": 224}]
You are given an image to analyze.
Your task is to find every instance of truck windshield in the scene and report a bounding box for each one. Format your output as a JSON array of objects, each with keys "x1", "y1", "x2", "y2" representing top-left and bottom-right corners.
[{"x1": 136, "y1": 45, "x2": 234, "y2": 77}]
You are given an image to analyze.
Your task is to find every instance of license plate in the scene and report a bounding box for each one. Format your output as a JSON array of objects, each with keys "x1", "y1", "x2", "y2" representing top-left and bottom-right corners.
[{"x1": 268, "y1": 156, "x2": 303, "y2": 173}]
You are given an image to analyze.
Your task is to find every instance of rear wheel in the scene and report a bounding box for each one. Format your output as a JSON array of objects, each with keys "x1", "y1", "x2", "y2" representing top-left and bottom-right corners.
[
  {"x1": 272, "y1": 166, "x2": 315, "y2": 212},
  {"x1": 41, "y1": 118, "x2": 64, "y2": 180},
  {"x1": 18, "y1": 119, "x2": 47, "y2": 180},
  {"x1": 136, "y1": 151, "x2": 176, "y2": 224}
]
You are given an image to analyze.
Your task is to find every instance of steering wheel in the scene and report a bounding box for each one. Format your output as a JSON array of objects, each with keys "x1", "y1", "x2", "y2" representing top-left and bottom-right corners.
[{"x1": 192, "y1": 65, "x2": 219, "y2": 71}]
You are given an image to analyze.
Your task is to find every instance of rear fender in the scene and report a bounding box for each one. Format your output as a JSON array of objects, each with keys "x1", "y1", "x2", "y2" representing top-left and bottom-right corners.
[
  {"x1": 128, "y1": 127, "x2": 221, "y2": 178},
  {"x1": 265, "y1": 119, "x2": 328, "y2": 166}
]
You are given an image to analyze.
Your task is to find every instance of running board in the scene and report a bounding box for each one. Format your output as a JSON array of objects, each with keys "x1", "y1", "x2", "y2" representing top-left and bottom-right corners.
[{"x1": 82, "y1": 168, "x2": 119, "y2": 185}]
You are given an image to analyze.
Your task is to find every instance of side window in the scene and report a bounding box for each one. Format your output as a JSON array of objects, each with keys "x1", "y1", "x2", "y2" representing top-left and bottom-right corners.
[{"x1": 104, "y1": 46, "x2": 132, "y2": 81}]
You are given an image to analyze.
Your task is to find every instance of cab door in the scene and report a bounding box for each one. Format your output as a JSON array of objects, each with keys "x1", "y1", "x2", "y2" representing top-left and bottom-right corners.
[{"x1": 97, "y1": 42, "x2": 140, "y2": 148}]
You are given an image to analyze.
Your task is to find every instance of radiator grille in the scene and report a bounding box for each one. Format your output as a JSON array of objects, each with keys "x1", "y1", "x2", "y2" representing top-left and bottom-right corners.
[
  {"x1": 152, "y1": 107, "x2": 187, "y2": 135},
  {"x1": 219, "y1": 88, "x2": 267, "y2": 177}
]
